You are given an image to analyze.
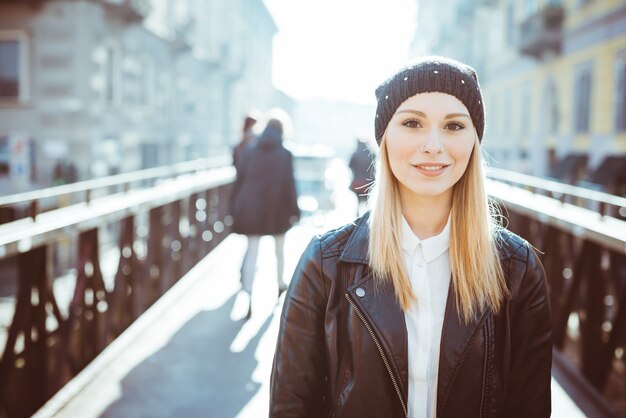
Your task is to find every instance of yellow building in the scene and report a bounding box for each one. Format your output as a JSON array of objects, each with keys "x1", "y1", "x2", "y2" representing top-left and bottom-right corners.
[{"x1": 481, "y1": 0, "x2": 626, "y2": 193}]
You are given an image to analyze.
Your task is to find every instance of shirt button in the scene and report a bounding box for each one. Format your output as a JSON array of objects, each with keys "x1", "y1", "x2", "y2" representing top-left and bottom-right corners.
[
  {"x1": 418, "y1": 260, "x2": 425, "y2": 268},
  {"x1": 355, "y1": 288, "x2": 365, "y2": 297}
]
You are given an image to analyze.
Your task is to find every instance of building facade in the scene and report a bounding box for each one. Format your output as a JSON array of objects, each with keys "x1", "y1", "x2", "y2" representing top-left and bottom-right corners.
[
  {"x1": 411, "y1": 0, "x2": 626, "y2": 194},
  {"x1": 0, "y1": 0, "x2": 287, "y2": 194}
]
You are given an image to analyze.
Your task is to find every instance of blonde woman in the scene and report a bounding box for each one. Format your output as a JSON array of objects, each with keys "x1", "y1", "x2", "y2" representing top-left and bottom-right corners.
[{"x1": 270, "y1": 56, "x2": 552, "y2": 418}]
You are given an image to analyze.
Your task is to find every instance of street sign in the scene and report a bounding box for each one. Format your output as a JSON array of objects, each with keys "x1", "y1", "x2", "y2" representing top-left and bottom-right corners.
[{"x1": 9, "y1": 133, "x2": 30, "y2": 189}]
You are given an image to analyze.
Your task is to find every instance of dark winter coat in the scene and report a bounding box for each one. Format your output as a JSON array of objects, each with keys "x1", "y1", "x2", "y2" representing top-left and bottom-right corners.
[
  {"x1": 269, "y1": 213, "x2": 552, "y2": 418},
  {"x1": 231, "y1": 125, "x2": 300, "y2": 236},
  {"x1": 348, "y1": 141, "x2": 375, "y2": 194},
  {"x1": 232, "y1": 127, "x2": 256, "y2": 172}
]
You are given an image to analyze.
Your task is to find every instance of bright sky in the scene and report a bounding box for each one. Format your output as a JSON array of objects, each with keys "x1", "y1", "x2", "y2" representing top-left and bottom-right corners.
[{"x1": 263, "y1": 0, "x2": 418, "y2": 105}]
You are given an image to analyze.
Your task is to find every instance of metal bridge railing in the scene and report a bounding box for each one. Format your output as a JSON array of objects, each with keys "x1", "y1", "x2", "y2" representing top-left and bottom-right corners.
[
  {"x1": 487, "y1": 176, "x2": 626, "y2": 417},
  {"x1": 0, "y1": 161, "x2": 235, "y2": 418},
  {"x1": 0, "y1": 156, "x2": 232, "y2": 221},
  {"x1": 487, "y1": 167, "x2": 626, "y2": 219}
]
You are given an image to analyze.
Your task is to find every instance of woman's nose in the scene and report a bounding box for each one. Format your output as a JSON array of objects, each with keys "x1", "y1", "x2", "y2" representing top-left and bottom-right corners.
[{"x1": 421, "y1": 128, "x2": 443, "y2": 154}]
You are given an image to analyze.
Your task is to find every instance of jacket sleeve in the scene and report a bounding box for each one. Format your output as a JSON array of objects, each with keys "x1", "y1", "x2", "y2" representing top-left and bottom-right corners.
[
  {"x1": 502, "y1": 244, "x2": 553, "y2": 417},
  {"x1": 270, "y1": 236, "x2": 327, "y2": 418}
]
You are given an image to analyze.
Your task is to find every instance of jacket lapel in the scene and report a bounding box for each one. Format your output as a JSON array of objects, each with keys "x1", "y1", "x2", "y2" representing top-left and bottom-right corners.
[
  {"x1": 436, "y1": 280, "x2": 488, "y2": 414},
  {"x1": 339, "y1": 214, "x2": 409, "y2": 401},
  {"x1": 347, "y1": 269, "x2": 409, "y2": 399}
]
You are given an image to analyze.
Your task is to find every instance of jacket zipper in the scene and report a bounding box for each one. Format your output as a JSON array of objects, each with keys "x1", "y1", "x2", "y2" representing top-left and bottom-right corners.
[
  {"x1": 479, "y1": 321, "x2": 488, "y2": 418},
  {"x1": 345, "y1": 293, "x2": 408, "y2": 418},
  {"x1": 333, "y1": 265, "x2": 350, "y2": 415}
]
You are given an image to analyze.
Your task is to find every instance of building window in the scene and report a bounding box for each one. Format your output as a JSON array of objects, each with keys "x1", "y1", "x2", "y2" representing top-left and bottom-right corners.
[
  {"x1": 521, "y1": 81, "x2": 531, "y2": 136},
  {"x1": 614, "y1": 53, "x2": 626, "y2": 131},
  {"x1": 574, "y1": 65, "x2": 592, "y2": 133},
  {"x1": 503, "y1": 91, "x2": 512, "y2": 136},
  {"x1": 546, "y1": 79, "x2": 560, "y2": 134},
  {"x1": 506, "y1": 3, "x2": 515, "y2": 46},
  {"x1": 139, "y1": 57, "x2": 154, "y2": 107},
  {"x1": 488, "y1": 94, "x2": 499, "y2": 136},
  {"x1": 103, "y1": 43, "x2": 119, "y2": 104},
  {"x1": 0, "y1": 30, "x2": 29, "y2": 102}
]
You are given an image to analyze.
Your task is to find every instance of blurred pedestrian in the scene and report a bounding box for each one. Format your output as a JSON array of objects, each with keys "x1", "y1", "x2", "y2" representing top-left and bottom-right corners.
[
  {"x1": 233, "y1": 112, "x2": 259, "y2": 172},
  {"x1": 348, "y1": 136, "x2": 375, "y2": 216},
  {"x1": 270, "y1": 56, "x2": 552, "y2": 417},
  {"x1": 231, "y1": 113, "x2": 300, "y2": 320}
]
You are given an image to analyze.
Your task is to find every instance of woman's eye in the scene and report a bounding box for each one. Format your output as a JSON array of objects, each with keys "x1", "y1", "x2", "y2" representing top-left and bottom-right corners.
[
  {"x1": 445, "y1": 122, "x2": 465, "y2": 131},
  {"x1": 403, "y1": 119, "x2": 422, "y2": 128}
]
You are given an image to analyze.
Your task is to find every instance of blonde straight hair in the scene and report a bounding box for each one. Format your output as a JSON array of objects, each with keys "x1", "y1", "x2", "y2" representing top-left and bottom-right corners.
[{"x1": 368, "y1": 134, "x2": 508, "y2": 323}]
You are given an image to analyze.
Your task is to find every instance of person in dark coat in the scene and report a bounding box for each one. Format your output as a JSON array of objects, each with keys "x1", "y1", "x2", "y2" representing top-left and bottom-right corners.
[
  {"x1": 231, "y1": 116, "x2": 300, "y2": 319},
  {"x1": 233, "y1": 113, "x2": 259, "y2": 172},
  {"x1": 348, "y1": 137, "x2": 375, "y2": 215}
]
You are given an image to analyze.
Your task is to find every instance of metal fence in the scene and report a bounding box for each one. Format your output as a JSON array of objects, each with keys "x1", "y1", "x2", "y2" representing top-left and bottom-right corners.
[
  {"x1": 0, "y1": 160, "x2": 235, "y2": 418},
  {"x1": 487, "y1": 172, "x2": 626, "y2": 417}
]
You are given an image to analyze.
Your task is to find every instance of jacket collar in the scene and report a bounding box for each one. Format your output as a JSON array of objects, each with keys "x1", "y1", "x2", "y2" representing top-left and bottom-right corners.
[{"x1": 339, "y1": 212, "x2": 370, "y2": 264}]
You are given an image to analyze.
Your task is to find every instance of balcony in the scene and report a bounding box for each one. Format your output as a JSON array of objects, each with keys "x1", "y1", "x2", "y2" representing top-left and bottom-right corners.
[
  {"x1": 518, "y1": 5, "x2": 565, "y2": 59},
  {"x1": 102, "y1": 0, "x2": 151, "y2": 23}
]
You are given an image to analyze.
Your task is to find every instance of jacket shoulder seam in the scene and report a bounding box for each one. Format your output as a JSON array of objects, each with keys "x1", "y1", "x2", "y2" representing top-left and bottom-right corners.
[
  {"x1": 318, "y1": 223, "x2": 358, "y2": 259},
  {"x1": 497, "y1": 229, "x2": 530, "y2": 264}
]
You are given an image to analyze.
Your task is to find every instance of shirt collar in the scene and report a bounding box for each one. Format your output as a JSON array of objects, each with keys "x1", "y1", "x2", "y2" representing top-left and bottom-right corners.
[{"x1": 401, "y1": 214, "x2": 451, "y2": 263}]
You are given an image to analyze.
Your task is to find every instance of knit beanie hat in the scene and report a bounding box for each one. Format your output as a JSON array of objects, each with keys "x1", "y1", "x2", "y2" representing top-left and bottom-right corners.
[{"x1": 374, "y1": 56, "x2": 485, "y2": 145}]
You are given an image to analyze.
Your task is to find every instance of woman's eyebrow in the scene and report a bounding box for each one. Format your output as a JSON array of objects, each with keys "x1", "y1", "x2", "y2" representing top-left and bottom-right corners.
[
  {"x1": 394, "y1": 110, "x2": 470, "y2": 120},
  {"x1": 444, "y1": 113, "x2": 470, "y2": 120},
  {"x1": 394, "y1": 109, "x2": 427, "y2": 117}
]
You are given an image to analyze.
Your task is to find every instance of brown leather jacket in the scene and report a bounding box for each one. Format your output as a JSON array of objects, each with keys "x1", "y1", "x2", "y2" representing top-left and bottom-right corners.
[{"x1": 270, "y1": 214, "x2": 552, "y2": 418}]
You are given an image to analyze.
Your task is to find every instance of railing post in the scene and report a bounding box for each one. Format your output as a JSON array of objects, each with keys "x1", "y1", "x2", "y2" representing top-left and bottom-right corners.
[
  {"x1": 554, "y1": 240, "x2": 589, "y2": 348},
  {"x1": 169, "y1": 200, "x2": 183, "y2": 287},
  {"x1": 185, "y1": 193, "x2": 201, "y2": 271},
  {"x1": 145, "y1": 206, "x2": 165, "y2": 308},
  {"x1": 108, "y1": 216, "x2": 140, "y2": 334},
  {"x1": 201, "y1": 189, "x2": 214, "y2": 255},
  {"x1": 0, "y1": 246, "x2": 51, "y2": 418},
  {"x1": 541, "y1": 225, "x2": 565, "y2": 326},
  {"x1": 71, "y1": 229, "x2": 107, "y2": 368},
  {"x1": 29, "y1": 200, "x2": 38, "y2": 220},
  {"x1": 580, "y1": 243, "x2": 606, "y2": 387}
]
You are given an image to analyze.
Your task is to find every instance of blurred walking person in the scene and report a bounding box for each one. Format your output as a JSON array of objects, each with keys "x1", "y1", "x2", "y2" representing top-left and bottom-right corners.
[
  {"x1": 231, "y1": 113, "x2": 300, "y2": 320},
  {"x1": 233, "y1": 112, "x2": 259, "y2": 172},
  {"x1": 349, "y1": 137, "x2": 375, "y2": 216}
]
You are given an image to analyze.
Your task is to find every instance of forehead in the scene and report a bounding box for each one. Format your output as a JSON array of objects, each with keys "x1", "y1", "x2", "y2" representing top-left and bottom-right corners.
[{"x1": 395, "y1": 92, "x2": 469, "y2": 115}]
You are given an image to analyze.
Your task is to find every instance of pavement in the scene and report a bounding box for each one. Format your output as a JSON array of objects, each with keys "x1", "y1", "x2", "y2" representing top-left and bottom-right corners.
[{"x1": 35, "y1": 190, "x2": 588, "y2": 418}]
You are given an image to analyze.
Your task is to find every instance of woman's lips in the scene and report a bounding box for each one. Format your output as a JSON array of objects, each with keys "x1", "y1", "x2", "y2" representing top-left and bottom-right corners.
[{"x1": 412, "y1": 163, "x2": 450, "y2": 177}]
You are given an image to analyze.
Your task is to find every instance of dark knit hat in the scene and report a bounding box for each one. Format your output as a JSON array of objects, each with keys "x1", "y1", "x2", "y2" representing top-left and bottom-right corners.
[{"x1": 374, "y1": 56, "x2": 485, "y2": 145}]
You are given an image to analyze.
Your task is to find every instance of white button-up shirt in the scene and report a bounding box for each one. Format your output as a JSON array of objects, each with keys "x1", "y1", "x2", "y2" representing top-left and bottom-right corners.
[{"x1": 401, "y1": 216, "x2": 451, "y2": 418}]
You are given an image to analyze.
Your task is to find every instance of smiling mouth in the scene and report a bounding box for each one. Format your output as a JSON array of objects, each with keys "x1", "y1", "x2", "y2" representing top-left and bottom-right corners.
[{"x1": 413, "y1": 164, "x2": 450, "y2": 171}]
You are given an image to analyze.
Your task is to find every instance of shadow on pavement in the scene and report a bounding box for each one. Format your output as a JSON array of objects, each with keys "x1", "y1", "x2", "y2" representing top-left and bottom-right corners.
[{"x1": 99, "y1": 294, "x2": 273, "y2": 418}]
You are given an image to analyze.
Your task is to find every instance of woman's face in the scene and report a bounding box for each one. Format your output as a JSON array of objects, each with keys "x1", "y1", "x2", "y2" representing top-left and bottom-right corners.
[{"x1": 384, "y1": 92, "x2": 476, "y2": 204}]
